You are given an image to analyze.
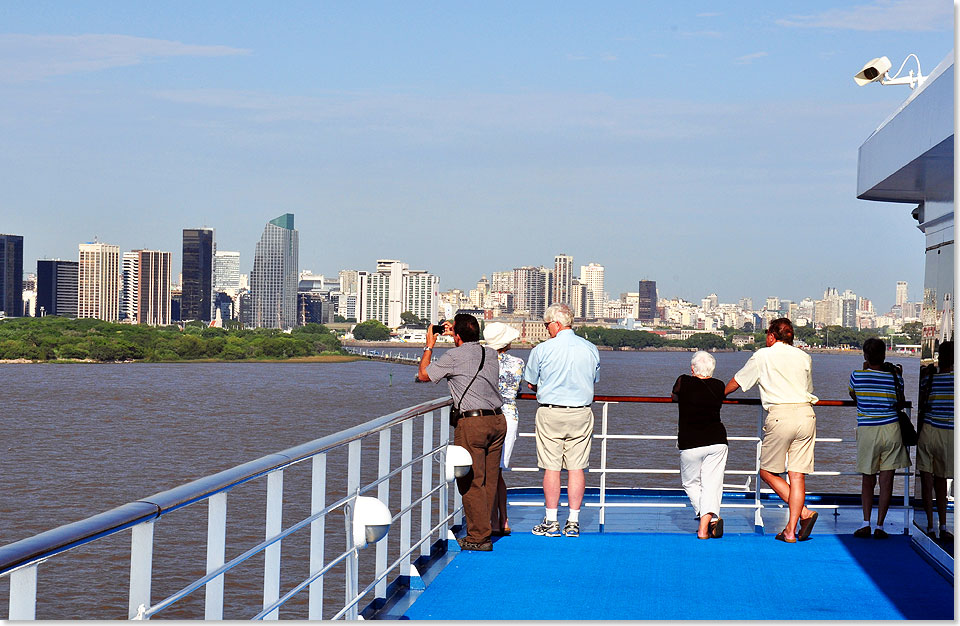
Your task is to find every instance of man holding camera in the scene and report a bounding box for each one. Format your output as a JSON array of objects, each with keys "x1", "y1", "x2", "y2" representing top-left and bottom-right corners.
[{"x1": 417, "y1": 313, "x2": 506, "y2": 551}]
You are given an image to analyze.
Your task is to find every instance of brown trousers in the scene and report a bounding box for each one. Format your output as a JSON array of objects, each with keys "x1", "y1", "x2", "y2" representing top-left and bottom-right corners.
[{"x1": 453, "y1": 413, "x2": 507, "y2": 543}]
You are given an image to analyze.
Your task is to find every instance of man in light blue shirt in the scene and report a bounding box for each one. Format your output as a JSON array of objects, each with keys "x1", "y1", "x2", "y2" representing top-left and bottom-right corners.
[{"x1": 523, "y1": 303, "x2": 600, "y2": 538}]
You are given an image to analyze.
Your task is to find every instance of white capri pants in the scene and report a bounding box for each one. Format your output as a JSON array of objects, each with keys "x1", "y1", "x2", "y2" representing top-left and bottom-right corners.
[{"x1": 679, "y1": 443, "x2": 729, "y2": 518}]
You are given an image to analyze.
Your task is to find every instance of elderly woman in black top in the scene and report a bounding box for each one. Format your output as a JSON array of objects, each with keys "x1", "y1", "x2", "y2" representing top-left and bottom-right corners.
[{"x1": 672, "y1": 350, "x2": 729, "y2": 539}]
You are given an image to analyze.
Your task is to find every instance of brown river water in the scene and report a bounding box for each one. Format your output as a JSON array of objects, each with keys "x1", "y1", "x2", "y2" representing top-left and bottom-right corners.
[{"x1": 0, "y1": 351, "x2": 921, "y2": 619}]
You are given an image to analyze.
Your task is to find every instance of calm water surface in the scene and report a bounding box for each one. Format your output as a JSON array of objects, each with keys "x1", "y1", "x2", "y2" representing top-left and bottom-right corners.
[{"x1": 0, "y1": 350, "x2": 921, "y2": 618}]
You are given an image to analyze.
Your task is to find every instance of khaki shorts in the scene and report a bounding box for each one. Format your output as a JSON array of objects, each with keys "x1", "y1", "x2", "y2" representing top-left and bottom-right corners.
[
  {"x1": 856, "y1": 422, "x2": 911, "y2": 474},
  {"x1": 535, "y1": 406, "x2": 594, "y2": 471},
  {"x1": 759, "y1": 403, "x2": 816, "y2": 474},
  {"x1": 916, "y1": 425, "x2": 954, "y2": 478}
]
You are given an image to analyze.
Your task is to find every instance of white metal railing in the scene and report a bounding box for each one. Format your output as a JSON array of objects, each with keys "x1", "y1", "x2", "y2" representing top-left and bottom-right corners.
[
  {"x1": 506, "y1": 394, "x2": 914, "y2": 533},
  {"x1": 0, "y1": 397, "x2": 463, "y2": 621},
  {"x1": 0, "y1": 393, "x2": 921, "y2": 620}
]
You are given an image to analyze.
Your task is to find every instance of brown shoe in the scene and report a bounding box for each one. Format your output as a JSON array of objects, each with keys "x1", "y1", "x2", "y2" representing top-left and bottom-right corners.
[
  {"x1": 458, "y1": 538, "x2": 493, "y2": 551},
  {"x1": 853, "y1": 526, "x2": 872, "y2": 539},
  {"x1": 797, "y1": 511, "x2": 818, "y2": 541},
  {"x1": 873, "y1": 528, "x2": 889, "y2": 540}
]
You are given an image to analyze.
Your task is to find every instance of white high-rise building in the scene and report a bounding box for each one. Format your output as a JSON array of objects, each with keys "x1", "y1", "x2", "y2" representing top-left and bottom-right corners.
[
  {"x1": 121, "y1": 251, "x2": 139, "y2": 322},
  {"x1": 896, "y1": 281, "x2": 908, "y2": 308},
  {"x1": 78, "y1": 242, "x2": 120, "y2": 322},
  {"x1": 513, "y1": 266, "x2": 546, "y2": 318},
  {"x1": 358, "y1": 260, "x2": 438, "y2": 327},
  {"x1": 580, "y1": 263, "x2": 605, "y2": 318},
  {"x1": 405, "y1": 270, "x2": 439, "y2": 325},
  {"x1": 491, "y1": 271, "x2": 514, "y2": 294},
  {"x1": 250, "y1": 214, "x2": 299, "y2": 329},
  {"x1": 553, "y1": 254, "x2": 573, "y2": 306},
  {"x1": 214, "y1": 251, "x2": 241, "y2": 294}
]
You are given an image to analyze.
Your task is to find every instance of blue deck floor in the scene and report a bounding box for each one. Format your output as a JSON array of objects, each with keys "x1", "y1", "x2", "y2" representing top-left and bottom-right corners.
[
  {"x1": 402, "y1": 531, "x2": 953, "y2": 620},
  {"x1": 394, "y1": 491, "x2": 954, "y2": 621}
]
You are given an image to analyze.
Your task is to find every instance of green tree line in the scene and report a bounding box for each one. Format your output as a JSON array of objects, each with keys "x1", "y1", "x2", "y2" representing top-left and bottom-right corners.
[
  {"x1": 0, "y1": 317, "x2": 344, "y2": 362},
  {"x1": 575, "y1": 327, "x2": 729, "y2": 350}
]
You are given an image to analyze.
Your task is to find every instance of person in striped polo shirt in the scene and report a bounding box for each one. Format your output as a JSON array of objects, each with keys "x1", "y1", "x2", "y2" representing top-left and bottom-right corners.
[
  {"x1": 848, "y1": 338, "x2": 911, "y2": 539},
  {"x1": 917, "y1": 340, "x2": 954, "y2": 541}
]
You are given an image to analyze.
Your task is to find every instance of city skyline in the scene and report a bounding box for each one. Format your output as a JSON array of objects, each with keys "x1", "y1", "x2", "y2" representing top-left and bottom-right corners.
[
  {"x1": 9, "y1": 226, "x2": 920, "y2": 317},
  {"x1": 1, "y1": 2, "x2": 952, "y2": 312}
]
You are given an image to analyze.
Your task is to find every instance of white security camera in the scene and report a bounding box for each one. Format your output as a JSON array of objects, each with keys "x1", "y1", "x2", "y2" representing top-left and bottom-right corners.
[{"x1": 854, "y1": 56, "x2": 892, "y2": 86}]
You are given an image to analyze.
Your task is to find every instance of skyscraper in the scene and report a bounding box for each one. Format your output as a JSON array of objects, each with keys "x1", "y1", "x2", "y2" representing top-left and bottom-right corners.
[
  {"x1": 78, "y1": 242, "x2": 120, "y2": 322},
  {"x1": 36, "y1": 259, "x2": 79, "y2": 318},
  {"x1": 213, "y1": 250, "x2": 241, "y2": 293},
  {"x1": 896, "y1": 281, "x2": 908, "y2": 308},
  {"x1": 0, "y1": 234, "x2": 24, "y2": 317},
  {"x1": 638, "y1": 280, "x2": 657, "y2": 322},
  {"x1": 553, "y1": 254, "x2": 573, "y2": 306},
  {"x1": 513, "y1": 266, "x2": 546, "y2": 319},
  {"x1": 137, "y1": 250, "x2": 172, "y2": 326},
  {"x1": 250, "y1": 214, "x2": 299, "y2": 329},
  {"x1": 121, "y1": 251, "x2": 139, "y2": 322},
  {"x1": 182, "y1": 228, "x2": 214, "y2": 322},
  {"x1": 580, "y1": 263, "x2": 605, "y2": 318}
]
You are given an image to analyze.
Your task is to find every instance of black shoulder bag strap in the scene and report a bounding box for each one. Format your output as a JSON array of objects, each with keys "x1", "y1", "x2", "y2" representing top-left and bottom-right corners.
[{"x1": 452, "y1": 345, "x2": 486, "y2": 419}]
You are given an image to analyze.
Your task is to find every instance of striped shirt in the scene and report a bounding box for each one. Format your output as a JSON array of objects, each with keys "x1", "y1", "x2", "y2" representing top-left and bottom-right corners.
[
  {"x1": 848, "y1": 368, "x2": 901, "y2": 427},
  {"x1": 922, "y1": 372, "x2": 954, "y2": 430}
]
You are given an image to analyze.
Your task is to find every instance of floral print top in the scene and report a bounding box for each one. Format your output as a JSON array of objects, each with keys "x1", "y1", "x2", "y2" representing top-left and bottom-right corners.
[{"x1": 498, "y1": 352, "x2": 525, "y2": 422}]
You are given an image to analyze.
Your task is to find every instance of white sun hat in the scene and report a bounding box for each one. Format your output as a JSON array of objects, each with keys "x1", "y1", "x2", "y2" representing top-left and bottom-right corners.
[{"x1": 483, "y1": 322, "x2": 521, "y2": 350}]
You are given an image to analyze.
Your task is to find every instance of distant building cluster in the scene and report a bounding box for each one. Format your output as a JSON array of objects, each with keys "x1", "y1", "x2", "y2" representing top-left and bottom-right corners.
[{"x1": 0, "y1": 231, "x2": 923, "y2": 341}]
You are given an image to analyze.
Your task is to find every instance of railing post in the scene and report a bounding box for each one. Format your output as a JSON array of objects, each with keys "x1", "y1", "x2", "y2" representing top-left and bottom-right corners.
[
  {"x1": 204, "y1": 492, "x2": 227, "y2": 620},
  {"x1": 376, "y1": 428, "x2": 392, "y2": 600},
  {"x1": 262, "y1": 470, "x2": 283, "y2": 620},
  {"x1": 345, "y1": 439, "x2": 361, "y2": 621},
  {"x1": 754, "y1": 405, "x2": 765, "y2": 531},
  {"x1": 599, "y1": 402, "x2": 609, "y2": 532},
  {"x1": 128, "y1": 520, "x2": 155, "y2": 619},
  {"x1": 439, "y1": 406, "x2": 451, "y2": 541},
  {"x1": 308, "y1": 453, "x2": 326, "y2": 620},
  {"x1": 400, "y1": 419, "x2": 414, "y2": 577},
  {"x1": 9, "y1": 564, "x2": 38, "y2": 620},
  {"x1": 420, "y1": 411, "x2": 434, "y2": 556}
]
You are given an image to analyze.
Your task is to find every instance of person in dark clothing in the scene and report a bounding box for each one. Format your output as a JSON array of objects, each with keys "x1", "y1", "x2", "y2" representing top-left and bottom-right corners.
[
  {"x1": 417, "y1": 313, "x2": 506, "y2": 551},
  {"x1": 672, "y1": 350, "x2": 728, "y2": 540}
]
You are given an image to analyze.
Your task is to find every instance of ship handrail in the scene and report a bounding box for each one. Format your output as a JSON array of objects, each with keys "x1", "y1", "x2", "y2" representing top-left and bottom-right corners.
[{"x1": 0, "y1": 394, "x2": 917, "y2": 620}]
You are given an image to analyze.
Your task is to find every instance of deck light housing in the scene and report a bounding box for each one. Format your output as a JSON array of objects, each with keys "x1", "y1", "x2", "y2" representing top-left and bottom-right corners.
[{"x1": 445, "y1": 445, "x2": 473, "y2": 482}]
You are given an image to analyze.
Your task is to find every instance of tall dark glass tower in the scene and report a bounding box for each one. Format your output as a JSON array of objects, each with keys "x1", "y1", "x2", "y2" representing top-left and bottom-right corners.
[
  {"x1": 182, "y1": 228, "x2": 214, "y2": 322},
  {"x1": 0, "y1": 234, "x2": 24, "y2": 317},
  {"x1": 37, "y1": 259, "x2": 79, "y2": 317},
  {"x1": 638, "y1": 279, "x2": 657, "y2": 322}
]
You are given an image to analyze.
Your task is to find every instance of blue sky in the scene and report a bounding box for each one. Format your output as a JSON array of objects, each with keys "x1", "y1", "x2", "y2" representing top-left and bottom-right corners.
[{"x1": 0, "y1": 0, "x2": 953, "y2": 311}]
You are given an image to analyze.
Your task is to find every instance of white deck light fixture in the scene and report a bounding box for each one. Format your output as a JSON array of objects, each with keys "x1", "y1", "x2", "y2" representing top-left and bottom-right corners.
[
  {"x1": 351, "y1": 496, "x2": 392, "y2": 549},
  {"x1": 445, "y1": 445, "x2": 473, "y2": 482},
  {"x1": 854, "y1": 54, "x2": 925, "y2": 89}
]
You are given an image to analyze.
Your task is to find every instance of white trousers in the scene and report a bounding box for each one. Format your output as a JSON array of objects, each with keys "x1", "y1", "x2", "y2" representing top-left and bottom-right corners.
[{"x1": 679, "y1": 443, "x2": 729, "y2": 518}]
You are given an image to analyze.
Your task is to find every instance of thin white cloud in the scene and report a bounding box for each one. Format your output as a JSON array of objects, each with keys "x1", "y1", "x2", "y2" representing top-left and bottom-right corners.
[
  {"x1": 0, "y1": 34, "x2": 249, "y2": 82},
  {"x1": 777, "y1": 0, "x2": 950, "y2": 31},
  {"x1": 678, "y1": 30, "x2": 724, "y2": 39},
  {"x1": 735, "y1": 51, "x2": 769, "y2": 65},
  {"x1": 147, "y1": 87, "x2": 752, "y2": 143}
]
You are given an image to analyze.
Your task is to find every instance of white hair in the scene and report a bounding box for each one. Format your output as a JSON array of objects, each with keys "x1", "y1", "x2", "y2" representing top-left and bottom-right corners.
[
  {"x1": 691, "y1": 351, "x2": 716, "y2": 377},
  {"x1": 543, "y1": 303, "x2": 574, "y2": 328}
]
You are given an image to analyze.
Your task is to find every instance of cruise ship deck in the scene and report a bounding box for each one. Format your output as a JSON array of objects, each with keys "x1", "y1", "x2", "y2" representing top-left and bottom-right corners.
[{"x1": 383, "y1": 490, "x2": 955, "y2": 621}]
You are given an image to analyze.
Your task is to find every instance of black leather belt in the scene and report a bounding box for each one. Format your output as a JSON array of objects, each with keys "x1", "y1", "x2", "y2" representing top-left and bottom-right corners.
[
  {"x1": 539, "y1": 403, "x2": 591, "y2": 409},
  {"x1": 460, "y1": 408, "x2": 504, "y2": 418}
]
